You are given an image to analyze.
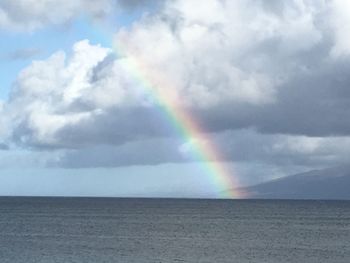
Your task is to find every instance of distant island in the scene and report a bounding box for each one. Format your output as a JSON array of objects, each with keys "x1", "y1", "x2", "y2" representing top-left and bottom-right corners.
[{"x1": 230, "y1": 166, "x2": 350, "y2": 200}]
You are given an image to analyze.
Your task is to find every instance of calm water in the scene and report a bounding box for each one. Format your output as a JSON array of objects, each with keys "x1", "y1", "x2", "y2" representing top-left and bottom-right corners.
[{"x1": 0, "y1": 198, "x2": 349, "y2": 263}]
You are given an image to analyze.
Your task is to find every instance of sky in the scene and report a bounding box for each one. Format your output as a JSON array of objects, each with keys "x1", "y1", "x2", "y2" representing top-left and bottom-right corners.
[{"x1": 0, "y1": 0, "x2": 350, "y2": 198}]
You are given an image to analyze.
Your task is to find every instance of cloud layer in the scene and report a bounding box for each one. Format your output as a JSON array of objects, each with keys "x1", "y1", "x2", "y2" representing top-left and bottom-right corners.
[{"x1": 1, "y1": 0, "x2": 350, "y2": 176}]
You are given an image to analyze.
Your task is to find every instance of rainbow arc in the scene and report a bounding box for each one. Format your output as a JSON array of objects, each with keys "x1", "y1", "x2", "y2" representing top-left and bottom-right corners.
[{"x1": 112, "y1": 42, "x2": 245, "y2": 198}]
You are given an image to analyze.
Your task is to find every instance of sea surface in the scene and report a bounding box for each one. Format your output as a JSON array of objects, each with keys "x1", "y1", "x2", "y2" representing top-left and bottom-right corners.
[{"x1": 0, "y1": 197, "x2": 349, "y2": 263}]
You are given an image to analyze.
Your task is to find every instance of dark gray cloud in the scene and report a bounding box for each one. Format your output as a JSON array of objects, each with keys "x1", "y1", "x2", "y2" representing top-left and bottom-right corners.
[
  {"x1": 51, "y1": 128, "x2": 350, "y2": 172},
  {"x1": 196, "y1": 64, "x2": 350, "y2": 137},
  {"x1": 192, "y1": 29, "x2": 350, "y2": 137},
  {"x1": 30, "y1": 107, "x2": 176, "y2": 149},
  {"x1": 54, "y1": 138, "x2": 186, "y2": 168}
]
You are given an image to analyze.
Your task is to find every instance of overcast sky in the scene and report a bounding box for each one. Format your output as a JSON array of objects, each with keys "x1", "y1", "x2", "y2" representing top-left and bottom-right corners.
[{"x1": 0, "y1": 0, "x2": 349, "y2": 198}]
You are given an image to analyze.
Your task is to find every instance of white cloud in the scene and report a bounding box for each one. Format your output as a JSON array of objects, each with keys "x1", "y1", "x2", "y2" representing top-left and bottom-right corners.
[
  {"x1": 115, "y1": 0, "x2": 324, "y2": 107},
  {"x1": 5, "y1": 39, "x2": 168, "y2": 148},
  {"x1": 274, "y1": 135, "x2": 350, "y2": 162},
  {"x1": 8, "y1": 40, "x2": 112, "y2": 146},
  {"x1": 329, "y1": 0, "x2": 350, "y2": 57}
]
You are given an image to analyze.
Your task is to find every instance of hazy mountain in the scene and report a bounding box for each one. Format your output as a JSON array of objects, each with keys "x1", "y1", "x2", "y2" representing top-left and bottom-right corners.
[{"x1": 236, "y1": 166, "x2": 350, "y2": 200}]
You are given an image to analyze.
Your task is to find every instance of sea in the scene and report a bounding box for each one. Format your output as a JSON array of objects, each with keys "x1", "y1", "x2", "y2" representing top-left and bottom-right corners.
[{"x1": 0, "y1": 197, "x2": 349, "y2": 263}]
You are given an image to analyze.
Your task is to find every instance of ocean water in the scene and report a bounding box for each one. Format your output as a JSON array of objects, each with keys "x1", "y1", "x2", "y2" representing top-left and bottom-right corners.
[{"x1": 0, "y1": 198, "x2": 349, "y2": 263}]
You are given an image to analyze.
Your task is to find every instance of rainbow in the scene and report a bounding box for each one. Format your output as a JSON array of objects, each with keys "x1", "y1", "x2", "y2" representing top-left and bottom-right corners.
[
  {"x1": 108, "y1": 42, "x2": 245, "y2": 199},
  {"x1": 88, "y1": 19, "x2": 244, "y2": 198}
]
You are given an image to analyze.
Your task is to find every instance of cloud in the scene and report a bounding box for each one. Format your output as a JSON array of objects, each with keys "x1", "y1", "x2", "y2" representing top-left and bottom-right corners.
[
  {"x1": 0, "y1": 0, "x2": 112, "y2": 31},
  {"x1": 117, "y1": 2, "x2": 272, "y2": 107},
  {"x1": 329, "y1": 0, "x2": 350, "y2": 57},
  {"x1": 5, "y1": 48, "x2": 41, "y2": 60},
  {"x1": 51, "y1": 128, "x2": 350, "y2": 171},
  {"x1": 217, "y1": 130, "x2": 350, "y2": 168},
  {"x1": 0, "y1": 149, "x2": 60, "y2": 168},
  {"x1": 195, "y1": 59, "x2": 350, "y2": 137},
  {"x1": 0, "y1": 143, "x2": 8, "y2": 150},
  {"x1": 0, "y1": 101, "x2": 7, "y2": 138},
  {"x1": 7, "y1": 40, "x2": 111, "y2": 148},
  {"x1": 53, "y1": 137, "x2": 187, "y2": 168},
  {"x1": 0, "y1": 0, "x2": 163, "y2": 32},
  {"x1": 2, "y1": 0, "x2": 350, "y2": 174},
  {"x1": 116, "y1": 0, "x2": 164, "y2": 11},
  {"x1": 113, "y1": 0, "x2": 350, "y2": 137}
]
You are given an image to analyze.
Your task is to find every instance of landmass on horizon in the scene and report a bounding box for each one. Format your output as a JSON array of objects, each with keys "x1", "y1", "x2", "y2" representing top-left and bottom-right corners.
[{"x1": 229, "y1": 166, "x2": 350, "y2": 200}]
